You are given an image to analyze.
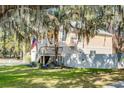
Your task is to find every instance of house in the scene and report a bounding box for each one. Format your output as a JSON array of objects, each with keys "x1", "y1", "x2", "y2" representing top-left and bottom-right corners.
[
  {"x1": 63, "y1": 29, "x2": 124, "y2": 69},
  {"x1": 64, "y1": 29, "x2": 113, "y2": 54},
  {"x1": 32, "y1": 23, "x2": 124, "y2": 68},
  {"x1": 59, "y1": 29, "x2": 118, "y2": 68}
]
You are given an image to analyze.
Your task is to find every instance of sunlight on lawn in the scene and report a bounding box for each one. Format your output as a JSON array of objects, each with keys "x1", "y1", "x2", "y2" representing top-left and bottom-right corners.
[{"x1": 0, "y1": 65, "x2": 124, "y2": 88}]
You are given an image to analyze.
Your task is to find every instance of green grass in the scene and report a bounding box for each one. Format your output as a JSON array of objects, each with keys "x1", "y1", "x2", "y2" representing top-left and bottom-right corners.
[{"x1": 0, "y1": 65, "x2": 123, "y2": 88}]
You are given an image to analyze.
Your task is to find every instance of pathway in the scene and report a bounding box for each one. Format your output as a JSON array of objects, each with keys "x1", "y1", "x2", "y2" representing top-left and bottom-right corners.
[{"x1": 0, "y1": 58, "x2": 30, "y2": 66}]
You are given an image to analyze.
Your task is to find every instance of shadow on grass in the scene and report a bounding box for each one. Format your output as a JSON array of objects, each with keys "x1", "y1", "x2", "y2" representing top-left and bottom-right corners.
[{"x1": 0, "y1": 65, "x2": 123, "y2": 88}]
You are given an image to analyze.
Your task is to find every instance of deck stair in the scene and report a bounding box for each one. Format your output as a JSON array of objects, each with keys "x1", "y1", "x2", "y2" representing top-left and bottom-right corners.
[{"x1": 36, "y1": 45, "x2": 63, "y2": 67}]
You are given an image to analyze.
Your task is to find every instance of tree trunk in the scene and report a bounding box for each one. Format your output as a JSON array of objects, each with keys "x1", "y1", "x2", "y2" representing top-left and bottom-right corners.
[
  {"x1": 54, "y1": 26, "x2": 59, "y2": 63},
  {"x1": 3, "y1": 29, "x2": 6, "y2": 58},
  {"x1": 117, "y1": 6, "x2": 123, "y2": 62}
]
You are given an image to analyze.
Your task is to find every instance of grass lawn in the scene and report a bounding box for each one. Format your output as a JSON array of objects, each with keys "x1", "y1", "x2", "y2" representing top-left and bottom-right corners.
[{"x1": 0, "y1": 65, "x2": 124, "y2": 88}]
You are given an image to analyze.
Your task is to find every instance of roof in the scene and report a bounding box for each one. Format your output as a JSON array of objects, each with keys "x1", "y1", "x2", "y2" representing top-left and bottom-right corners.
[
  {"x1": 70, "y1": 21, "x2": 112, "y2": 36},
  {"x1": 97, "y1": 29, "x2": 112, "y2": 36}
]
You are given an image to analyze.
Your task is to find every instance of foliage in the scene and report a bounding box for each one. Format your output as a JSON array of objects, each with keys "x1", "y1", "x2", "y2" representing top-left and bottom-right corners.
[{"x1": 0, "y1": 5, "x2": 124, "y2": 58}]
